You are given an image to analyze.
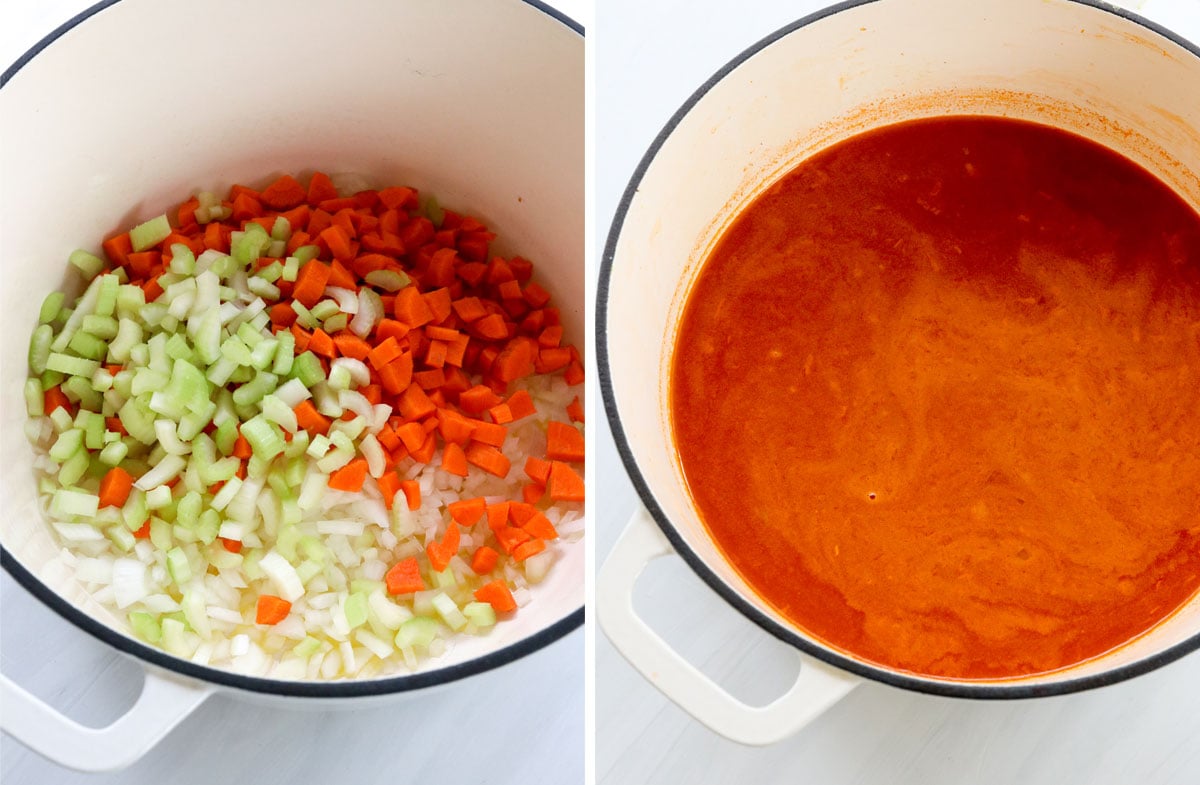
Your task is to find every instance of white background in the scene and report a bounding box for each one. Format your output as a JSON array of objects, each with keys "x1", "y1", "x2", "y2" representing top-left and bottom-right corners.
[
  {"x1": 0, "y1": 2, "x2": 587, "y2": 784},
  {"x1": 594, "y1": 0, "x2": 1200, "y2": 783}
]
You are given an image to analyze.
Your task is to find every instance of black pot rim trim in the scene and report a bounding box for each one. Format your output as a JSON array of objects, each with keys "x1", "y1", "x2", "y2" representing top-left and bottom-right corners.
[
  {"x1": 1, "y1": 0, "x2": 583, "y2": 698},
  {"x1": 597, "y1": 0, "x2": 1200, "y2": 700}
]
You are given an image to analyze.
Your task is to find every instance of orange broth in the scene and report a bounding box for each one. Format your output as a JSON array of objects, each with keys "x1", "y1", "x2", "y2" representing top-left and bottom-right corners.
[{"x1": 671, "y1": 116, "x2": 1200, "y2": 679}]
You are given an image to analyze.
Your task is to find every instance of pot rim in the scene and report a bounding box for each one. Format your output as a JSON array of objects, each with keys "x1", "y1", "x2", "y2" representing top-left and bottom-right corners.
[
  {"x1": 0, "y1": 0, "x2": 584, "y2": 699},
  {"x1": 597, "y1": 0, "x2": 1200, "y2": 699}
]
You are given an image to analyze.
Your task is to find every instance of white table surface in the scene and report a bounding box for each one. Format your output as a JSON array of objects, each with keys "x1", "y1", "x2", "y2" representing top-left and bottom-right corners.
[
  {"x1": 0, "y1": 1, "x2": 587, "y2": 784},
  {"x1": 594, "y1": 0, "x2": 1200, "y2": 783}
]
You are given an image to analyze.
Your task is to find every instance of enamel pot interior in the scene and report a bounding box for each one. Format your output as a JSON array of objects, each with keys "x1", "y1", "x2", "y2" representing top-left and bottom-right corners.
[
  {"x1": 0, "y1": 0, "x2": 583, "y2": 696},
  {"x1": 600, "y1": 0, "x2": 1200, "y2": 697}
]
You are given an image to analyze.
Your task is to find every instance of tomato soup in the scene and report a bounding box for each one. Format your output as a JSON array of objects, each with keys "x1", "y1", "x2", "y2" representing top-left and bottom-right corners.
[{"x1": 671, "y1": 117, "x2": 1200, "y2": 679}]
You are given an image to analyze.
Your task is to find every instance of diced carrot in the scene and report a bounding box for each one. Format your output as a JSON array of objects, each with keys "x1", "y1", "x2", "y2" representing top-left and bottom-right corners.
[
  {"x1": 386, "y1": 557, "x2": 425, "y2": 595},
  {"x1": 523, "y1": 483, "x2": 545, "y2": 504},
  {"x1": 98, "y1": 466, "x2": 135, "y2": 508},
  {"x1": 293, "y1": 259, "x2": 331, "y2": 307},
  {"x1": 465, "y1": 443, "x2": 511, "y2": 478},
  {"x1": 126, "y1": 251, "x2": 161, "y2": 279},
  {"x1": 256, "y1": 595, "x2": 292, "y2": 625},
  {"x1": 564, "y1": 360, "x2": 585, "y2": 386},
  {"x1": 536, "y1": 346, "x2": 572, "y2": 373},
  {"x1": 219, "y1": 537, "x2": 243, "y2": 553},
  {"x1": 398, "y1": 383, "x2": 436, "y2": 420},
  {"x1": 377, "y1": 471, "x2": 402, "y2": 509},
  {"x1": 441, "y1": 441, "x2": 468, "y2": 477},
  {"x1": 509, "y1": 255, "x2": 533, "y2": 281},
  {"x1": 473, "y1": 313, "x2": 509, "y2": 341},
  {"x1": 367, "y1": 336, "x2": 402, "y2": 370},
  {"x1": 327, "y1": 258, "x2": 356, "y2": 289},
  {"x1": 293, "y1": 400, "x2": 331, "y2": 436},
  {"x1": 379, "y1": 353, "x2": 414, "y2": 395},
  {"x1": 270, "y1": 302, "x2": 298, "y2": 328},
  {"x1": 394, "y1": 286, "x2": 434, "y2": 328},
  {"x1": 447, "y1": 497, "x2": 486, "y2": 526},
  {"x1": 400, "y1": 479, "x2": 421, "y2": 511},
  {"x1": 410, "y1": 432, "x2": 437, "y2": 464},
  {"x1": 396, "y1": 421, "x2": 427, "y2": 453},
  {"x1": 308, "y1": 328, "x2": 335, "y2": 359},
  {"x1": 471, "y1": 421, "x2": 507, "y2": 448},
  {"x1": 375, "y1": 318, "x2": 409, "y2": 344},
  {"x1": 452, "y1": 296, "x2": 488, "y2": 322},
  {"x1": 328, "y1": 458, "x2": 369, "y2": 491},
  {"x1": 425, "y1": 340, "x2": 447, "y2": 368},
  {"x1": 520, "y1": 510, "x2": 558, "y2": 540},
  {"x1": 378, "y1": 186, "x2": 417, "y2": 210},
  {"x1": 546, "y1": 421, "x2": 584, "y2": 462},
  {"x1": 105, "y1": 416, "x2": 127, "y2": 436},
  {"x1": 538, "y1": 325, "x2": 564, "y2": 347},
  {"x1": 413, "y1": 368, "x2": 447, "y2": 390},
  {"x1": 494, "y1": 525, "x2": 532, "y2": 554},
  {"x1": 423, "y1": 288, "x2": 453, "y2": 323},
  {"x1": 231, "y1": 192, "x2": 264, "y2": 222},
  {"x1": 486, "y1": 503, "x2": 510, "y2": 531},
  {"x1": 548, "y1": 461, "x2": 585, "y2": 502},
  {"x1": 43, "y1": 386, "x2": 71, "y2": 414},
  {"x1": 523, "y1": 282, "x2": 551, "y2": 308},
  {"x1": 319, "y1": 225, "x2": 355, "y2": 262},
  {"x1": 426, "y1": 522, "x2": 461, "y2": 572},
  {"x1": 507, "y1": 502, "x2": 538, "y2": 526},
  {"x1": 133, "y1": 519, "x2": 152, "y2": 539},
  {"x1": 232, "y1": 432, "x2": 252, "y2": 459},
  {"x1": 493, "y1": 338, "x2": 534, "y2": 383},
  {"x1": 142, "y1": 277, "x2": 164, "y2": 302},
  {"x1": 102, "y1": 232, "x2": 132, "y2": 267},
  {"x1": 307, "y1": 171, "x2": 340, "y2": 205},
  {"x1": 459, "y1": 385, "x2": 502, "y2": 415},
  {"x1": 506, "y1": 389, "x2": 537, "y2": 420},
  {"x1": 524, "y1": 456, "x2": 552, "y2": 485},
  {"x1": 471, "y1": 546, "x2": 499, "y2": 575},
  {"x1": 488, "y1": 403, "x2": 513, "y2": 425},
  {"x1": 259, "y1": 174, "x2": 306, "y2": 210},
  {"x1": 437, "y1": 410, "x2": 475, "y2": 445},
  {"x1": 512, "y1": 538, "x2": 546, "y2": 562},
  {"x1": 474, "y1": 579, "x2": 517, "y2": 613},
  {"x1": 567, "y1": 395, "x2": 584, "y2": 423},
  {"x1": 332, "y1": 332, "x2": 371, "y2": 360}
]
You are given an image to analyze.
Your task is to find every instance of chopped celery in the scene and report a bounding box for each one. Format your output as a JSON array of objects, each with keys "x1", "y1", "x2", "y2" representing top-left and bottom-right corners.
[
  {"x1": 145, "y1": 485, "x2": 173, "y2": 510},
  {"x1": 213, "y1": 418, "x2": 238, "y2": 456},
  {"x1": 462, "y1": 602, "x2": 496, "y2": 629},
  {"x1": 68, "y1": 330, "x2": 108, "y2": 360},
  {"x1": 81, "y1": 314, "x2": 118, "y2": 339},
  {"x1": 150, "y1": 518, "x2": 173, "y2": 551},
  {"x1": 122, "y1": 490, "x2": 148, "y2": 530},
  {"x1": 281, "y1": 257, "x2": 299, "y2": 282},
  {"x1": 248, "y1": 338, "x2": 278, "y2": 370},
  {"x1": 160, "y1": 617, "x2": 188, "y2": 657},
  {"x1": 196, "y1": 509, "x2": 219, "y2": 544},
  {"x1": 240, "y1": 415, "x2": 284, "y2": 460},
  {"x1": 290, "y1": 300, "x2": 318, "y2": 329},
  {"x1": 49, "y1": 428, "x2": 84, "y2": 461},
  {"x1": 310, "y1": 300, "x2": 340, "y2": 321},
  {"x1": 24, "y1": 379, "x2": 44, "y2": 416},
  {"x1": 99, "y1": 440, "x2": 129, "y2": 467},
  {"x1": 93, "y1": 275, "x2": 119, "y2": 318},
  {"x1": 130, "y1": 214, "x2": 172, "y2": 252},
  {"x1": 395, "y1": 617, "x2": 439, "y2": 649},
  {"x1": 292, "y1": 244, "x2": 319, "y2": 263},
  {"x1": 68, "y1": 249, "x2": 105, "y2": 278},
  {"x1": 168, "y1": 244, "x2": 195, "y2": 275},
  {"x1": 107, "y1": 318, "x2": 143, "y2": 364},
  {"x1": 166, "y1": 546, "x2": 192, "y2": 583},
  {"x1": 344, "y1": 592, "x2": 369, "y2": 629},
  {"x1": 292, "y1": 636, "x2": 322, "y2": 658},
  {"x1": 129, "y1": 611, "x2": 162, "y2": 643},
  {"x1": 58, "y1": 451, "x2": 90, "y2": 487},
  {"x1": 431, "y1": 592, "x2": 467, "y2": 631},
  {"x1": 166, "y1": 358, "x2": 211, "y2": 414},
  {"x1": 50, "y1": 489, "x2": 99, "y2": 518},
  {"x1": 28, "y1": 325, "x2": 53, "y2": 374},
  {"x1": 39, "y1": 291, "x2": 65, "y2": 324},
  {"x1": 176, "y1": 491, "x2": 202, "y2": 528},
  {"x1": 423, "y1": 195, "x2": 444, "y2": 228},
  {"x1": 364, "y1": 269, "x2": 411, "y2": 292},
  {"x1": 220, "y1": 335, "x2": 254, "y2": 366},
  {"x1": 46, "y1": 353, "x2": 99, "y2": 378},
  {"x1": 288, "y1": 351, "x2": 324, "y2": 387},
  {"x1": 107, "y1": 524, "x2": 136, "y2": 552}
]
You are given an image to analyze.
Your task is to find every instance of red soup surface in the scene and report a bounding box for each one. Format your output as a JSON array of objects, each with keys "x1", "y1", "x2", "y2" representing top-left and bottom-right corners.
[{"x1": 671, "y1": 116, "x2": 1200, "y2": 680}]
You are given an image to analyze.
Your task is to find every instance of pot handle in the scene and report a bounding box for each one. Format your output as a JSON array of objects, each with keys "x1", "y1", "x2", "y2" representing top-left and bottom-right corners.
[
  {"x1": 0, "y1": 665, "x2": 214, "y2": 772},
  {"x1": 598, "y1": 506, "x2": 859, "y2": 745}
]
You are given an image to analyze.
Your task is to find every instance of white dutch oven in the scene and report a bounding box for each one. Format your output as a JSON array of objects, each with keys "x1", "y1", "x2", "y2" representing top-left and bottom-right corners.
[
  {"x1": 598, "y1": 0, "x2": 1200, "y2": 746},
  {"x1": 0, "y1": 0, "x2": 582, "y2": 771}
]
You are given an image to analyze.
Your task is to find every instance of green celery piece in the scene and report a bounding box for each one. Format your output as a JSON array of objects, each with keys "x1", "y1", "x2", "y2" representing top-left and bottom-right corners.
[
  {"x1": 28, "y1": 324, "x2": 53, "y2": 375},
  {"x1": 63, "y1": 376, "x2": 102, "y2": 411},
  {"x1": 39, "y1": 291, "x2": 65, "y2": 325},
  {"x1": 423, "y1": 195, "x2": 444, "y2": 228},
  {"x1": 271, "y1": 331, "x2": 295, "y2": 375},
  {"x1": 68, "y1": 330, "x2": 108, "y2": 361},
  {"x1": 122, "y1": 490, "x2": 148, "y2": 531},
  {"x1": 115, "y1": 284, "x2": 146, "y2": 316},
  {"x1": 323, "y1": 313, "x2": 348, "y2": 333},
  {"x1": 283, "y1": 431, "x2": 309, "y2": 460},
  {"x1": 213, "y1": 418, "x2": 238, "y2": 456},
  {"x1": 107, "y1": 318, "x2": 143, "y2": 364},
  {"x1": 57, "y1": 451, "x2": 90, "y2": 487},
  {"x1": 310, "y1": 300, "x2": 339, "y2": 321},
  {"x1": 270, "y1": 216, "x2": 291, "y2": 241},
  {"x1": 46, "y1": 353, "x2": 100, "y2": 378},
  {"x1": 195, "y1": 509, "x2": 219, "y2": 544},
  {"x1": 231, "y1": 224, "x2": 271, "y2": 265},
  {"x1": 168, "y1": 244, "x2": 195, "y2": 275},
  {"x1": 462, "y1": 601, "x2": 496, "y2": 629},
  {"x1": 248, "y1": 338, "x2": 278, "y2": 371},
  {"x1": 191, "y1": 309, "x2": 222, "y2": 365},
  {"x1": 107, "y1": 524, "x2": 136, "y2": 552},
  {"x1": 130, "y1": 214, "x2": 171, "y2": 252},
  {"x1": 281, "y1": 257, "x2": 299, "y2": 282},
  {"x1": 149, "y1": 518, "x2": 173, "y2": 550},
  {"x1": 292, "y1": 637, "x2": 322, "y2": 658},
  {"x1": 256, "y1": 261, "x2": 283, "y2": 283},
  {"x1": 176, "y1": 491, "x2": 202, "y2": 528},
  {"x1": 99, "y1": 440, "x2": 129, "y2": 467},
  {"x1": 288, "y1": 351, "x2": 324, "y2": 387},
  {"x1": 41, "y1": 370, "x2": 66, "y2": 391},
  {"x1": 166, "y1": 546, "x2": 192, "y2": 583},
  {"x1": 292, "y1": 245, "x2": 319, "y2": 263},
  {"x1": 220, "y1": 335, "x2": 254, "y2": 366},
  {"x1": 81, "y1": 314, "x2": 118, "y2": 339},
  {"x1": 395, "y1": 617, "x2": 439, "y2": 648},
  {"x1": 83, "y1": 412, "x2": 105, "y2": 450},
  {"x1": 24, "y1": 378, "x2": 44, "y2": 416},
  {"x1": 167, "y1": 358, "x2": 211, "y2": 414},
  {"x1": 164, "y1": 333, "x2": 193, "y2": 361},
  {"x1": 295, "y1": 559, "x2": 322, "y2": 585},
  {"x1": 232, "y1": 371, "x2": 278, "y2": 407},
  {"x1": 48, "y1": 428, "x2": 84, "y2": 461},
  {"x1": 276, "y1": 524, "x2": 301, "y2": 562},
  {"x1": 129, "y1": 611, "x2": 162, "y2": 643},
  {"x1": 240, "y1": 414, "x2": 284, "y2": 460},
  {"x1": 344, "y1": 592, "x2": 369, "y2": 629},
  {"x1": 118, "y1": 399, "x2": 157, "y2": 444},
  {"x1": 93, "y1": 274, "x2": 119, "y2": 317},
  {"x1": 290, "y1": 301, "x2": 318, "y2": 329}
]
